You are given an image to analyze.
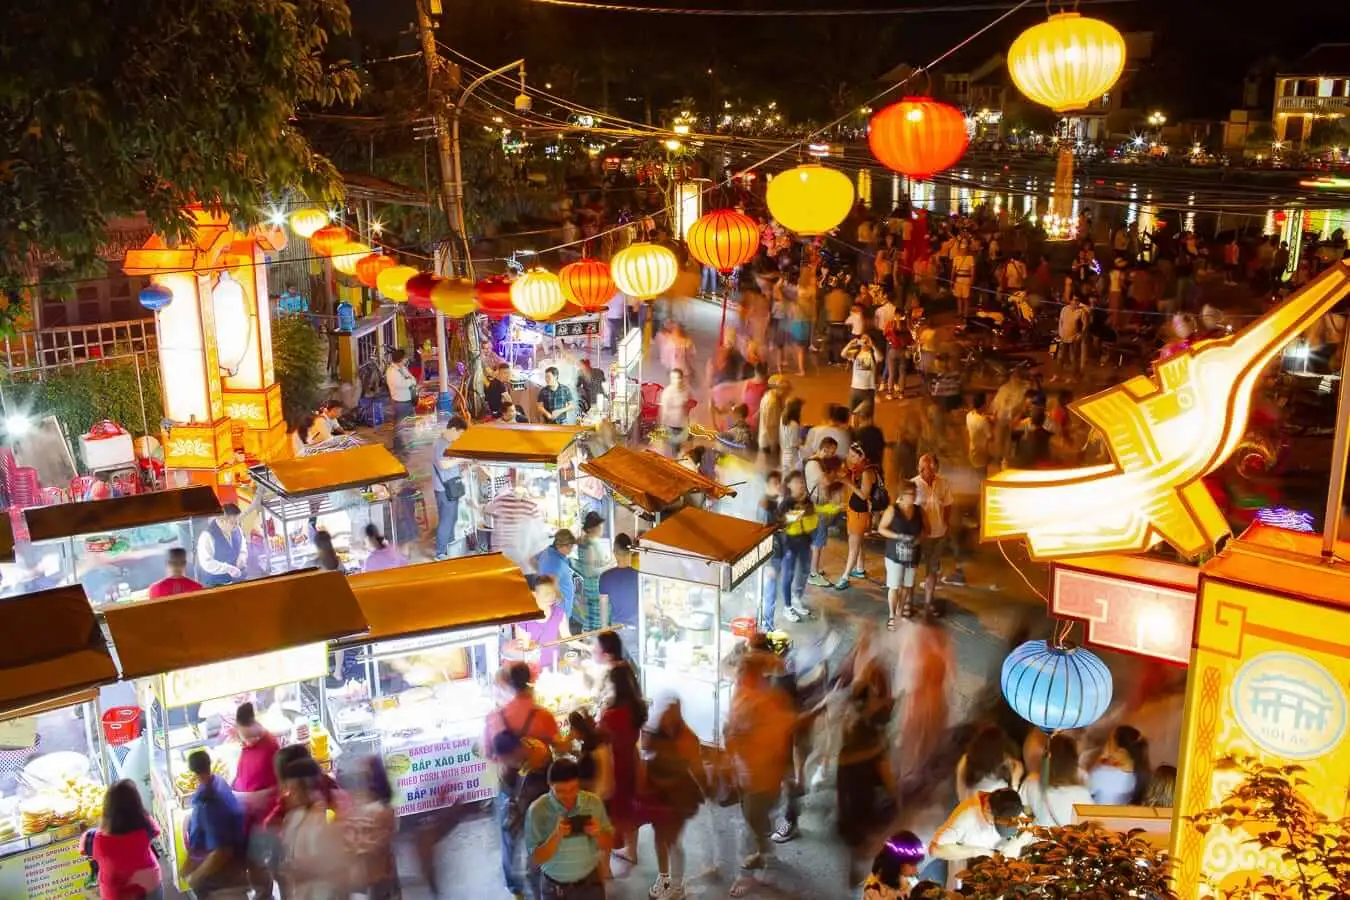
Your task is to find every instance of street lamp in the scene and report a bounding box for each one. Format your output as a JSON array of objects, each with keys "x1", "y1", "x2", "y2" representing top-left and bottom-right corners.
[{"x1": 1147, "y1": 111, "x2": 1166, "y2": 128}]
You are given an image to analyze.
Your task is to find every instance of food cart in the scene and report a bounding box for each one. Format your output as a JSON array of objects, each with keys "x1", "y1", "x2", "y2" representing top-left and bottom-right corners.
[
  {"x1": 635, "y1": 508, "x2": 777, "y2": 744},
  {"x1": 247, "y1": 442, "x2": 409, "y2": 574},
  {"x1": 0, "y1": 586, "x2": 120, "y2": 900},
  {"x1": 580, "y1": 445, "x2": 735, "y2": 537},
  {"x1": 100, "y1": 570, "x2": 368, "y2": 887},
  {"x1": 443, "y1": 424, "x2": 585, "y2": 563},
  {"x1": 329, "y1": 553, "x2": 542, "y2": 817},
  {"x1": 5, "y1": 486, "x2": 221, "y2": 606}
]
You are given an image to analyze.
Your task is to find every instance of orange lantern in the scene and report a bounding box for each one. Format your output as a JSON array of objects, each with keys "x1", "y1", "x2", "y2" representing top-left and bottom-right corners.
[
  {"x1": 376, "y1": 265, "x2": 418, "y2": 302},
  {"x1": 310, "y1": 225, "x2": 348, "y2": 256},
  {"x1": 611, "y1": 243, "x2": 678, "y2": 300},
  {"x1": 511, "y1": 269, "x2": 567, "y2": 320},
  {"x1": 404, "y1": 272, "x2": 440, "y2": 309},
  {"x1": 686, "y1": 209, "x2": 760, "y2": 274},
  {"x1": 476, "y1": 275, "x2": 515, "y2": 316},
  {"x1": 355, "y1": 253, "x2": 396, "y2": 288},
  {"x1": 289, "y1": 208, "x2": 329, "y2": 239},
  {"x1": 559, "y1": 258, "x2": 615, "y2": 312},
  {"x1": 431, "y1": 278, "x2": 477, "y2": 317},
  {"x1": 868, "y1": 98, "x2": 969, "y2": 180}
]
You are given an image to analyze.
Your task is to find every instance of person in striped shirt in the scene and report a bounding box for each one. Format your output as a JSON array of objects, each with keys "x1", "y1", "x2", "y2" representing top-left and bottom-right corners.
[{"x1": 484, "y1": 477, "x2": 540, "y2": 570}]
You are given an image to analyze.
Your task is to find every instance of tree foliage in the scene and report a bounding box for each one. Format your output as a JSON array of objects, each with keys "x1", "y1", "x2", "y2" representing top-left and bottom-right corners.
[
  {"x1": 3, "y1": 357, "x2": 164, "y2": 451},
  {"x1": 959, "y1": 823, "x2": 1177, "y2": 899},
  {"x1": 0, "y1": 0, "x2": 361, "y2": 284}
]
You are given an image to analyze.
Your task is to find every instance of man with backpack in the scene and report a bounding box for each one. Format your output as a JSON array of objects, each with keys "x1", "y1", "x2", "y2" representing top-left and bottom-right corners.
[{"x1": 483, "y1": 662, "x2": 565, "y2": 900}]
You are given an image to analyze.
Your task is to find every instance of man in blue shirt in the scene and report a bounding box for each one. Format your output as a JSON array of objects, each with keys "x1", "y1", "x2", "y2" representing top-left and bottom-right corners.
[
  {"x1": 597, "y1": 533, "x2": 639, "y2": 634},
  {"x1": 182, "y1": 749, "x2": 247, "y2": 897},
  {"x1": 536, "y1": 529, "x2": 578, "y2": 623},
  {"x1": 527, "y1": 757, "x2": 612, "y2": 899}
]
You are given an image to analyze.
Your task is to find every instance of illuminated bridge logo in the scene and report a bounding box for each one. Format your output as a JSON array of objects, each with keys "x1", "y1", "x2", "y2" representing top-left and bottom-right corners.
[{"x1": 1232, "y1": 652, "x2": 1347, "y2": 760}]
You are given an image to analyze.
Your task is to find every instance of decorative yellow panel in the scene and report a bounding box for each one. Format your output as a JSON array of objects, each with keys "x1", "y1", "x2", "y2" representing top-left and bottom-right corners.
[
  {"x1": 162, "y1": 419, "x2": 232, "y2": 471},
  {"x1": 222, "y1": 389, "x2": 270, "y2": 430}
]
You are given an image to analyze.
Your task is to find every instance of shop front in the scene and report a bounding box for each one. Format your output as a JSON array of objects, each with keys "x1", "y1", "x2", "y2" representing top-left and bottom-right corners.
[
  {"x1": 333, "y1": 553, "x2": 542, "y2": 816},
  {"x1": 0, "y1": 587, "x2": 121, "y2": 900},
  {"x1": 100, "y1": 570, "x2": 368, "y2": 887},
  {"x1": 247, "y1": 442, "x2": 409, "y2": 573},
  {"x1": 634, "y1": 508, "x2": 776, "y2": 744},
  {"x1": 6, "y1": 486, "x2": 222, "y2": 606}
]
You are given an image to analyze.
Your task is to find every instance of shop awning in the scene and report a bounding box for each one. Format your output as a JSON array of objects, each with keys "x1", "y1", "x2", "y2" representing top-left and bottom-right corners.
[
  {"x1": 0, "y1": 586, "x2": 118, "y2": 714},
  {"x1": 23, "y1": 485, "x2": 222, "y2": 543},
  {"x1": 581, "y1": 447, "x2": 735, "y2": 514},
  {"x1": 638, "y1": 507, "x2": 777, "y2": 563},
  {"x1": 102, "y1": 570, "x2": 368, "y2": 680},
  {"x1": 344, "y1": 552, "x2": 542, "y2": 644},
  {"x1": 249, "y1": 443, "x2": 408, "y2": 498},
  {"x1": 442, "y1": 423, "x2": 584, "y2": 465}
]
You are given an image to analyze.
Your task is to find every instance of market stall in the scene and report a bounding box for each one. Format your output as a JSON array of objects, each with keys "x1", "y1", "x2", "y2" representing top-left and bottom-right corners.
[
  {"x1": 0, "y1": 586, "x2": 121, "y2": 900},
  {"x1": 4, "y1": 486, "x2": 221, "y2": 606},
  {"x1": 247, "y1": 442, "x2": 408, "y2": 574},
  {"x1": 443, "y1": 424, "x2": 585, "y2": 564},
  {"x1": 330, "y1": 553, "x2": 542, "y2": 817},
  {"x1": 580, "y1": 445, "x2": 735, "y2": 536},
  {"x1": 634, "y1": 508, "x2": 777, "y2": 744},
  {"x1": 100, "y1": 570, "x2": 368, "y2": 887}
]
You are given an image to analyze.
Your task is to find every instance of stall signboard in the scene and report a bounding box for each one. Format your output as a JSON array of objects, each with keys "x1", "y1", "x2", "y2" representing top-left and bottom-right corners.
[
  {"x1": 0, "y1": 836, "x2": 97, "y2": 899},
  {"x1": 1050, "y1": 563, "x2": 1198, "y2": 665},
  {"x1": 519, "y1": 316, "x2": 601, "y2": 338},
  {"x1": 161, "y1": 642, "x2": 329, "y2": 707},
  {"x1": 726, "y1": 534, "x2": 776, "y2": 591},
  {"x1": 383, "y1": 734, "x2": 497, "y2": 815}
]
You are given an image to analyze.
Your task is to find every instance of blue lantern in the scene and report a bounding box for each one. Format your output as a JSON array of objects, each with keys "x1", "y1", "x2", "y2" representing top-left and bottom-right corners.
[
  {"x1": 138, "y1": 284, "x2": 173, "y2": 312},
  {"x1": 1001, "y1": 640, "x2": 1112, "y2": 731}
]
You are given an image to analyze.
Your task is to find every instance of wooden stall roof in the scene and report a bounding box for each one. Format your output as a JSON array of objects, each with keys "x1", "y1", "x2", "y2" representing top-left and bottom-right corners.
[
  {"x1": 580, "y1": 447, "x2": 735, "y2": 513},
  {"x1": 23, "y1": 486, "x2": 221, "y2": 543},
  {"x1": 103, "y1": 570, "x2": 368, "y2": 680},
  {"x1": 1051, "y1": 552, "x2": 1200, "y2": 593},
  {"x1": 1200, "y1": 521, "x2": 1350, "y2": 611},
  {"x1": 441, "y1": 424, "x2": 584, "y2": 464},
  {"x1": 0, "y1": 585, "x2": 117, "y2": 714},
  {"x1": 344, "y1": 552, "x2": 542, "y2": 644},
  {"x1": 251, "y1": 443, "x2": 408, "y2": 497},
  {"x1": 637, "y1": 507, "x2": 777, "y2": 564}
]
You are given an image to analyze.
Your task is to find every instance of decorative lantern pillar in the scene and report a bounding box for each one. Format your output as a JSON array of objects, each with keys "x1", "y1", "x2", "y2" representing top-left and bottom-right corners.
[{"x1": 123, "y1": 209, "x2": 288, "y2": 490}]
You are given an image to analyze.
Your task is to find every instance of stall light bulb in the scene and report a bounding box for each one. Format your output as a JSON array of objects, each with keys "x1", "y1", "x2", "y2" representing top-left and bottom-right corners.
[{"x1": 5, "y1": 414, "x2": 31, "y2": 437}]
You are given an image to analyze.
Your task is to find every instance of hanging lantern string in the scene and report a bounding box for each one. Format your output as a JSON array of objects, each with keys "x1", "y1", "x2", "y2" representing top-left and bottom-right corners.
[{"x1": 998, "y1": 542, "x2": 1048, "y2": 602}]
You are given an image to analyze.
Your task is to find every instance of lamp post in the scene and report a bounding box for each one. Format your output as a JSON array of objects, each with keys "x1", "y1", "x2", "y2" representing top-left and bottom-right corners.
[{"x1": 451, "y1": 59, "x2": 527, "y2": 268}]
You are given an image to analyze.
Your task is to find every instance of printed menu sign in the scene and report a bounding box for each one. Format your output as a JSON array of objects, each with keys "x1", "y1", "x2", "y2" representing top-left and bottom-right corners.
[
  {"x1": 0, "y1": 836, "x2": 98, "y2": 899},
  {"x1": 384, "y1": 734, "x2": 497, "y2": 815}
]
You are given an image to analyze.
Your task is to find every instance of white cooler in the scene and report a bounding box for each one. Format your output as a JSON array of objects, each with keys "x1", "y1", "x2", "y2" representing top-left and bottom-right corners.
[{"x1": 79, "y1": 432, "x2": 136, "y2": 472}]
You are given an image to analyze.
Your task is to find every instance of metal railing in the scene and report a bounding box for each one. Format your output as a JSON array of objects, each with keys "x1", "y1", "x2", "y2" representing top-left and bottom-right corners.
[
  {"x1": 2, "y1": 319, "x2": 158, "y2": 376},
  {"x1": 1276, "y1": 95, "x2": 1350, "y2": 112}
]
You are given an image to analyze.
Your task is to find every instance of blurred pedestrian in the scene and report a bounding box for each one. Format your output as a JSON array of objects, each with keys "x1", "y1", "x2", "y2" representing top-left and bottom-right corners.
[
  {"x1": 345, "y1": 757, "x2": 400, "y2": 899},
  {"x1": 638, "y1": 695, "x2": 706, "y2": 900}
]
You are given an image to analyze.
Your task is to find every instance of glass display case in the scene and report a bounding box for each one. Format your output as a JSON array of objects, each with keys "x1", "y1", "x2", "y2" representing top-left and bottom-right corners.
[
  {"x1": 2, "y1": 487, "x2": 222, "y2": 606},
  {"x1": 635, "y1": 508, "x2": 776, "y2": 744}
]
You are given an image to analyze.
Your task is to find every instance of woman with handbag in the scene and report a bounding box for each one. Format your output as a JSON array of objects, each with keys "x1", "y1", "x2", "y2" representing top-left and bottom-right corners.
[{"x1": 637, "y1": 695, "x2": 705, "y2": 900}]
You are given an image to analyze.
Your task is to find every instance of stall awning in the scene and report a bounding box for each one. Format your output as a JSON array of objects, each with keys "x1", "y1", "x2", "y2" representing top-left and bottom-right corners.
[
  {"x1": 102, "y1": 570, "x2": 368, "y2": 680},
  {"x1": 442, "y1": 424, "x2": 584, "y2": 465},
  {"x1": 581, "y1": 447, "x2": 734, "y2": 514},
  {"x1": 638, "y1": 507, "x2": 777, "y2": 563},
  {"x1": 0, "y1": 586, "x2": 118, "y2": 714},
  {"x1": 23, "y1": 485, "x2": 222, "y2": 543},
  {"x1": 249, "y1": 443, "x2": 408, "y2": 498},
  {"x1": 344, "y1": 552, "x2": 542, "y2": 644}
]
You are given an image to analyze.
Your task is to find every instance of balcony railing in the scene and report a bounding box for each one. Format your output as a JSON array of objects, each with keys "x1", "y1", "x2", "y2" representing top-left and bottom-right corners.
[
  {"x1": 1276, "y1": 95, "x2": 1350, "y2": 112},
  {"x1": 2, "y1": 319, "x2": 158, "y2": 376}
]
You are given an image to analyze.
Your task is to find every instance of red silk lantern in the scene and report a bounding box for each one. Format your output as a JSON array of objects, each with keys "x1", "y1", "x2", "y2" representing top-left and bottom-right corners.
[
  {"x1": 476, "y1": 275, "x2": 515, "y2": 316},
  {"x1": 687, "y1": 209, "x2": 759, "y2": 274},
  {"x1": 310, "y1": 225, "x2": 348, "y2": 257},
  {"x1": 404, "y1": 272, "x2": 440, "y2": 309},
  {"x1": 559, "y1": 258, "x2": 615, "y2": 312},
  {"x1": 355, "y1": 253, "x2": 395, "y2": 288},
  {"x1": 868, "y1": 98, "x2": 969, "y2": 180}
]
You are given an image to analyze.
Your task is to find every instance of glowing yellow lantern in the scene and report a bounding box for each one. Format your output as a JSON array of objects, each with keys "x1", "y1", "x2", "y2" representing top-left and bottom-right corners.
[
  {"x1": 610, "y1": 243, "x2": 678, "y2": 300},
  {"x1": 510, "y1": 269, "x2": 566, "y2": 319},
  {"x1": 331, "y1": 241, "x2": 371, "y2": 275},
  {"x1": 376, "y1": 265, "x2": 418, "y2": 302},
  {"x1": 430, "y1": 277, "x2": 477, "y2": 317},
  {"x1": 288, "y1": 208, "x2": 329, "y2": 239},
  {"x1": 1007, "y1": 12, "x2": 1127, "y2": 113},
  {"x1": 765, "y1": 164, "x2": 854, "y2": 236}
]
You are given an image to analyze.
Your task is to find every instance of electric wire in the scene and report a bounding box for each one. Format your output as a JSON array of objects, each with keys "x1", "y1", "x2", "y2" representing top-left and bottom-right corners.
[{"x1": 521, "y1": 0, "x2": 1134, "y2": 15}]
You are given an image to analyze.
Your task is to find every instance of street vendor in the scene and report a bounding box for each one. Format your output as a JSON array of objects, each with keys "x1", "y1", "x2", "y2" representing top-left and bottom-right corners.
[{"x1": 196, "y1": 503, "x2": 248, "y2": 587}]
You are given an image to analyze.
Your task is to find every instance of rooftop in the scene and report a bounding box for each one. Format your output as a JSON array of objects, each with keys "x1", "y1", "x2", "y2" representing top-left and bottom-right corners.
[{"x1": 1280, "y1": 43, "x2": 1350, "y2": 76}]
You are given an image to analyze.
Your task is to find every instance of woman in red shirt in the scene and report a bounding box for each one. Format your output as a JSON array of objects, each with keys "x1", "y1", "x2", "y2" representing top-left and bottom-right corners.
[
  {"x1": 601, "y1": 662, "x2": 646, "y2": 867},
  {"x1": 84, "y1": 779, "x2": 162, "y2": 900}
]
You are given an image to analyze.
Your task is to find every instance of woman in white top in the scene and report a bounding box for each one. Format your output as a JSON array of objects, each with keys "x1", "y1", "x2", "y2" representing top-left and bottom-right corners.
[
  {"x1": 844, "y1": 333, "x2": 880, "y2": 411},
  {"x1": 954, "y1": 724, "x2": 1024, "y2": 803},
  {"x1": 1018, "y1": 733, "x2": 1093, "y2": 828},
  {"x1": 1087, "y1": 724, "x2": 1150, "y2": 805},
  {"x1": 779, "y1": 397, "x2": 805, "y2": 474}
]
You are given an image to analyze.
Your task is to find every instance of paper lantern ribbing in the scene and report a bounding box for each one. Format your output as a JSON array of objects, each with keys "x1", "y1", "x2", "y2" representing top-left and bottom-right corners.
[
  {"x1": 559, "y1": 258, "x2": 616, "y2": 312},
  {"x1": 404, "y1": 273, "x2": 440, "y2": 310},
  {"x1": 1007, "y1": 12, "x2": 1127, "y2": 113},
  {"x1": 431, "y1": 278, "x2": 477, "y2": 317},
  {"x1": 511, "y1": 270, "x2": 567, "y2": 320},
  {"x1": 138, "y1": 284, "x2": 173, "y2": 312},
  {"x1": 868, "y1": 98, "x2": 969, "y2": 181},
  {"x1": 1001, "y1": 640, "x2": 1113, "y2": 731},
  {"x1": 686, "y1": 209, "x2": 759, "y2": 274},
  {"x1": 332, "y1": 242, "x2": 371, "y2": 276},
  {"x1": 610, "y1": 243, "x2": 678, "y2": 300},
  {"x1": 289, "y1": 209, "x2": 329, "y2": 239},
  {"x1": 376, "y1": 266, "x2": 418, "y2": 302},
  {"x1": 765, "y1": 164, "x2": 854, "y2": 237},
  {"x1": 355, "y1": 253, "x2": 396, "y2": 288},
  {"x1": 476, "y1": 275, "x2": 515, "y2": 316},
  {"x1": 309, "y1": 226, "x2": 348, "y2": 257}
]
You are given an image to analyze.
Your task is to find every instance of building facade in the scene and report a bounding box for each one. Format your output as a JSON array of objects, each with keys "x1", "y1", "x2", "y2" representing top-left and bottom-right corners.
[{"x1": 1273, "y1": 44, "x2": 1350, "y2": 144}]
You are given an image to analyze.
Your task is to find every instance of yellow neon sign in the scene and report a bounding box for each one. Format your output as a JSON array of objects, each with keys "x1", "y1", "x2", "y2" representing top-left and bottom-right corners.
[{"x1": 982, "y1": 260, "x2": 1350, "y2": 560}]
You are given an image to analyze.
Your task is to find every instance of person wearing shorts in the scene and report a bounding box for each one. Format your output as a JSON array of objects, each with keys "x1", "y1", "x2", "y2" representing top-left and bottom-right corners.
[
  {"x1": 834, "y1": 443, "x2": 881, "y2": 590},
  {"x1": 877, "y1": 483, "x2": 925, "y2": 628}
]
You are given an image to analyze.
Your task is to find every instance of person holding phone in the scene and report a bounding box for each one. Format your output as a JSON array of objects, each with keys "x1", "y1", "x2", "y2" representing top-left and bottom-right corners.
[{"x1": 527, "y1": 756, "x2": 614, "y2": 899}]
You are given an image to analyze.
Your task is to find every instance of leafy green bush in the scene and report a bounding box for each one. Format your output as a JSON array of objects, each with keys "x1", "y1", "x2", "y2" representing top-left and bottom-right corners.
[
  {"x1": 959, "y1": 823, "x2": 1176, "y2": 899},
  {"x1": 272, "y1": 314, "x2": 326, "y2": 424},
  {"x1": 4, "y1": 357, "x2": 163, "y2": 447}
]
